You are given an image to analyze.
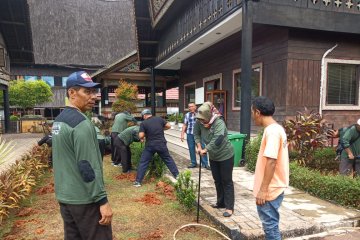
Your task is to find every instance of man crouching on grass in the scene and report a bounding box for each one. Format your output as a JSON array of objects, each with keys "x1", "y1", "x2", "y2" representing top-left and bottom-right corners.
[{"x1": 251, "y1": 96, "x2": 289, "y2": 240}]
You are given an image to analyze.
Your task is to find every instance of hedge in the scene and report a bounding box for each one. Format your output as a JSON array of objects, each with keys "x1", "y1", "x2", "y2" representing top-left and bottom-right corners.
[{"x1": 290, "y1": 162, "x2": 360, "y2": 209}]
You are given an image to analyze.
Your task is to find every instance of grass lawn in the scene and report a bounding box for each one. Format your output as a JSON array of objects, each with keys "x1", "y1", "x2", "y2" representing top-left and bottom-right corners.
[{"x1": 1, "y1": 155, "x2": 227, "y2": 240}]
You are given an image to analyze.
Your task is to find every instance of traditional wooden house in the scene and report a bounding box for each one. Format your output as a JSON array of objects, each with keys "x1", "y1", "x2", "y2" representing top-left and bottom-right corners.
[
  {"x1": 0, "y1": 0, "x2": 33, "y2": 132},
  {"x1": 9, "y1": 0, "x2": 136, "y2": 118},
  {"x1": 133, "y1": 0, "x2": 360, "y2": 136}
]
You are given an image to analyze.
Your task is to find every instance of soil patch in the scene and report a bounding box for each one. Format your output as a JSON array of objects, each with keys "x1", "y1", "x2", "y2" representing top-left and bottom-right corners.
[
  {"x1": 114, "y1": 172, "x2": 137, "y2": 182},
  {"x1": 134, "y1": 192, "x2": 162, "y2": 205},
  {"x1": 16, "y1": 208, "x2": 38, "y2": 217},
  {"x1": 156, "y1": 181, "x2": 176, "y2": 200},
  {"x1": 36, "y1": 182, "x2": 54, "y2": 195}
]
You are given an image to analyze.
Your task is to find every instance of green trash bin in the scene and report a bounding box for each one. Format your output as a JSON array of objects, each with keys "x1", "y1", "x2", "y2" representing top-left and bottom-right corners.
[{"x1": 228, "y1": 133, "x2": 247, "y2": 167}]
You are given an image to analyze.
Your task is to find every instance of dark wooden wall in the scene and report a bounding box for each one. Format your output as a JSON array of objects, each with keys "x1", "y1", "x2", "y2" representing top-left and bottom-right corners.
[
  {"x1": 179, "y1": 26, "x2": 360, "y2": 131},
  {"x1": 286, "y1": 29, "x2": 360, "y2": 128},
  {"x1": 180, "y1": 25, "x2": 289, "y2": 131}
]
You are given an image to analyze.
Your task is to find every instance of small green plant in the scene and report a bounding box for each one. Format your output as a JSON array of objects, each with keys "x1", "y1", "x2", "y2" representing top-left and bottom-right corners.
[
  {"x1": 245, "y1": 130, "x2": 263, "y2": 172},
  {"x1": 131, "y1": 142, "x2": 166, "y2": 179},
  {"x1": 174, "y1": 170, "x2": 197, "y2": 211},
  {"x1": 283, "y1": 108, "x2": 329, "y2": 166},
  {"x1": 177, "y1": 113, "x2": 184, "y2": 124},
  {"x1": 167, "y1": 114, "x2": 177, "y2": 122}
]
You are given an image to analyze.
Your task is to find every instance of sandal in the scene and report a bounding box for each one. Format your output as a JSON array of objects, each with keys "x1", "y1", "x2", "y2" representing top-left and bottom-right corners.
[{"x1": 223, "y1": 210, "x2": 233, "y2": 217}]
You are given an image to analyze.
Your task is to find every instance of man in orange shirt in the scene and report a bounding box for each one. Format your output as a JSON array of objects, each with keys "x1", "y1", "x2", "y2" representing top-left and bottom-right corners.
[{"x1": 251, "y1": 96, "x2": 289, "y2": 240}]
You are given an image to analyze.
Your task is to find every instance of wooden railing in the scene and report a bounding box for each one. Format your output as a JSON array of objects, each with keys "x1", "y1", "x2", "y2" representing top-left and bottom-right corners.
[
  {"x1": 154, "y1": 0, "x2": 359, "y2": 63},
  {"x1": 268, "y1": 0, "x2": 360, "y2": 14},
  {"x1": 156, "y1": 0, "x2": 242, "y2": 63}
]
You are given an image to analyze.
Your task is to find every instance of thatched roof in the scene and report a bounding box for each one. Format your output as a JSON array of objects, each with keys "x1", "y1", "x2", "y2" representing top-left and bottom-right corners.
[
  {"x1": 27, "y1": 0, "x2": 136, "y2": 66},
  {"x1": 35, "y1": 87, "x2": 66, "y2": 108}
]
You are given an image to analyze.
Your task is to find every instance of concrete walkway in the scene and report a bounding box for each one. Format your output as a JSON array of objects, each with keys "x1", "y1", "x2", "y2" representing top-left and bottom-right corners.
[
  {"x1": 164, "y1": 129, "x2": 360, "y2": 240},
  {"x1": 0, "y1": 133, "x2": 42, "y2": 174}
]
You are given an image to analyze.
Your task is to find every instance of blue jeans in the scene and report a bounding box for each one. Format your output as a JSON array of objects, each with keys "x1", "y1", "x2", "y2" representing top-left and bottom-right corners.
[
  {"x1": 136, "y1": 144, "x2": 179, "y2": 183},
  {"x1": 187, "y1": 134, "x2": 208, "y2": 167},
  {"x1": 257, "y1": 192, "x2": 284, "y2": 240}
]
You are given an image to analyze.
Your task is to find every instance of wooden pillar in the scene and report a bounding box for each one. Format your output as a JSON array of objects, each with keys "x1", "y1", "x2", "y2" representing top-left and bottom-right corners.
[
  {"x1": 3, "y1": 87, "x2": 10, "y2": 133},
  {"x1": 240, "y1": 0, "x2": 253, "y2": 140},
  {"x1": 151, "y1": 67, "x2": 156, "y2": 116},
  {"x1": 162, "y1": 88, "x2": 166, "y2": 107}
]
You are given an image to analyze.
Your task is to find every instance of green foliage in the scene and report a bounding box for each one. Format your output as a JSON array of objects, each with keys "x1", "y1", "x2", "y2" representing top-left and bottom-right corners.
[
  {"x1": 245, "y1": 130, "x2": 263, "y2": 172},
  {"x1": 146, "y1": 154, "x2": 167, "y2": 179},
  {"x1": 112, "y1": 80, "x2": 138, "y2": 113},
  {"x1": 167, "y1": 114, "x2": 177, "y2": 122},
  {"x1": 9, "y1": 115, "x2": 19, "y2": 121},
  {"x1": 283, "y1": 109, "x2": 329, "y2": 166},
  {"x1": 7, "y1": 80, "x2": 53, "y2": 111},
  {"x1": 174, "y1": 170, "x2": 197, "y2": 211},
  {"x1": 290, "y1": 162, "x2": 360, "y2": 209},
  {"x1": 130, "y1": 142, "x2": 166, "y2": 179},
  {"x1": 309, "y1": 147, "x2": 338, "y2": 172},
  {"x1": 177, "y1": 113, "x2": 184, "y2": 123},
  {"x1": 0, "y1": 137, "x2": 15, "y2": 166}
]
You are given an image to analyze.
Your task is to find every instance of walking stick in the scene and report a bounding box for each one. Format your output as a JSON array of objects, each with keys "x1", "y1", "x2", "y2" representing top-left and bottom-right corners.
[{"x1": 196, "y1": 152, "x2": 202, "y2": 223}]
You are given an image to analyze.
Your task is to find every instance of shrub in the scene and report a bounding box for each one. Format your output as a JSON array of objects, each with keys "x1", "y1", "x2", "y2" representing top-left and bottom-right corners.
[
  {"x1": 131, "y1": 142, "x2": 166, "y2": 179},
  {"x1": 167, "y1": 114, "x2": 177, "y2": 122},
  {"x1": 0, "y1": 145, "x2": 50, "y2": 224},
  {"x1": 290, "y1": 162, "x2": 360, "y2": 209},
  {"x1": 283, "y1": 109, "x2": 329, "y2": 166},
  {"x1": 174, "y1": 170, "x2": 197, "y2": 211},
  {"x1": 245, "y1": 130, "x2": 263, "y2": 172},
  {"x1": 309, "y1": 147, "x2": 338, "y2": 172},
  {"x1": 9, "y1": 115, "x2": 19, "y2": 121}
]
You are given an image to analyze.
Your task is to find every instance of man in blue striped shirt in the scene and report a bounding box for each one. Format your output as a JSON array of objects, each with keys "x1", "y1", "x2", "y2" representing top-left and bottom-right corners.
[{"x1": 181, "y1": 102, "x2": 210, "y2": 169}]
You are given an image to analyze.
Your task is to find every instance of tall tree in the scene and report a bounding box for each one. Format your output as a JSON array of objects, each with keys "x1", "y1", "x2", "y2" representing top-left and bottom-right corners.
[
  {"x1": 112, "y1": 80, "x2": 138, "y2": 113},
  {"x1": 7, "y1": 80, "x2": 53, "y2": 114}
]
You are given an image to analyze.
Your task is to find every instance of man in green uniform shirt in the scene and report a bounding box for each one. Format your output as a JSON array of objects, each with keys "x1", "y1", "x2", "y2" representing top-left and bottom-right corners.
[
  {"x1": 118, "y1": 125, "x2": 140, "y2": 173},
  {"x1": 328, "y1": 119, "x2": 360, "y2": 176},
  {"x1": 111, "y1": 111, "x2": 137, "y2": 166},
  {"x1": 52, "y1": 71, "x2": 113, "y2": 240}
]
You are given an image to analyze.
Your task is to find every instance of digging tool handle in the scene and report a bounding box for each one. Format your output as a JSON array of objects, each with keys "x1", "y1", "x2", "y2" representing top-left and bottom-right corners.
[{"x1": 197, "y1": 153, "x2": 202, "y2": 223}]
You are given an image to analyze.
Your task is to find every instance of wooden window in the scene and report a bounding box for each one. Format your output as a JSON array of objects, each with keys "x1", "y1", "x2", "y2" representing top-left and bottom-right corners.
[
  {"x1": 204, "y1": 73, "x2": 222, "y2": 91},
  {"x1": 232, "y1": 63, "x2": 262, "y2": 110},
  {"x1": 323, "y1": 59, "x2": 360, "y2": 110},
  {"x1": 184, "y1": 82, "x2": 196, "y2": 109}
]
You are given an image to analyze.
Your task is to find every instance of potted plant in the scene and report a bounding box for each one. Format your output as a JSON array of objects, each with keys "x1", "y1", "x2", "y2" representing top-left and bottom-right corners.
[
  {"x1": 177, "y1": 113, "x2": 184, "y2": 131},
  {"x1": 167, "y1": 114, "x2": 177, "y2": 129}
]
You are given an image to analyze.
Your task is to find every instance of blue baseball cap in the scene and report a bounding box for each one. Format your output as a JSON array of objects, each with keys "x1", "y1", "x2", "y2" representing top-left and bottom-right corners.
[{"x1": 66, "y1": 71, "x2": 100, "y2": 89}]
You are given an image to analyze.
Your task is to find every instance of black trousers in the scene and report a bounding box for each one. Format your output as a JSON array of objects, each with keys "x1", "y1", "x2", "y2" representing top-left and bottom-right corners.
[
  {"x1": 119, "y1": 139, "x2": 132, "y2": 173},
  {"x1": 210, "y1": 156, "x2": 235, "y2": 210},
  {"x1": 59, "y1": 202, "x2": 112, "y2": 240},
  {"x1": 110, "y1": 132, "x2": 120, "y2": 165},
  {"x1": 98, "y1": 139, "x2": 105, "y2": 160}
]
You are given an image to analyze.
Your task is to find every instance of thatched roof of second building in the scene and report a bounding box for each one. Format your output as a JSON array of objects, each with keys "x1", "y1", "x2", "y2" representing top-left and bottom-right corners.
[{"x1": 27, "y1": 0, "x2": 135, "y2": 67}]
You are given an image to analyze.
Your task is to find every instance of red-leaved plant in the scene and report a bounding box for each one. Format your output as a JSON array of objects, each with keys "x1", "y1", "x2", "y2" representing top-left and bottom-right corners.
[{"x1": 283, "y1": 108, "x2": 330, "y2": 166}]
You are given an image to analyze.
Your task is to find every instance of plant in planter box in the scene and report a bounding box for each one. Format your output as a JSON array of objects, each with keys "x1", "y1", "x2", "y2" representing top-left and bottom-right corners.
[
  {"x1": 167, "y1": 114, "x2": 177, "y2": 129},
  {"x1": 177, "y1": 113, "x2": 184, "y2": 131}
]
